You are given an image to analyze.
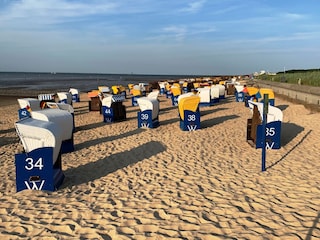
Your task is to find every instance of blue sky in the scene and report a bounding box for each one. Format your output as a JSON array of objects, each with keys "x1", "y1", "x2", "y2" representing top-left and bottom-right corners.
[{"x1": 0, "y1": 0, "x2": 319, "y2": 75}]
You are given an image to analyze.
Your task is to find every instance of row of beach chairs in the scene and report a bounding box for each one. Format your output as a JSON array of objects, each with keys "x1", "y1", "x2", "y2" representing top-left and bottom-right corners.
[{"x1": 13, "y1": 81, "x2": 283, "y2": 193}]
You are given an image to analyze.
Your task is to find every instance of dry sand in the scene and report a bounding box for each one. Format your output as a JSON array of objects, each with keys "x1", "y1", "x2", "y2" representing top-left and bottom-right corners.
[{"x1": 0, "y1": 91, "x2": 319, "y2": 239}]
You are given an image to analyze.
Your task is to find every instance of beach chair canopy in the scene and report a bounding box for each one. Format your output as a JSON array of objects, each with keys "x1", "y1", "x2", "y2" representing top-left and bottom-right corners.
[
  {"x1": 17, "y1": 98, "x2": 41, "y2": 111},
  {"x1": 216, "y1": 84, "x2": 225, "y2": 97},
  {"x1": 139, "y1": 83, "x2": 148, "y2": 91},
  {"x1": 258, "y1": 88, "x2": 275, "y2": 100},
  {"x1": 177, "y1": 92, "x2": 195, "y2": 104},
  {"x1": 137, "y1": 97, "x2": 160, "y2": 120},
  {"x1": 98, "y1": 86, "x2": 110, "y2": 93},
  {"x1": 132, "y1": 88, "x2": 142, "y2": 96},
  {"x1": 101, "y1": 94, "x2": 113, "y2": 108},
  {"x1": 38, "y1": 93, "x2": 55, "y2": 101},
  {"x1": 147, "y1": 90, "x2": 159, "y2": 100},
  {"x1": 234, "y1": 85, "x2": 244, "y2": 93},
  {"x1": 178, "y1": 95, "x2": 200, "y2": 121},
  {"x1": 248, "y1": 100, "x2": 283, "y2": 123},
  {"x1": 210, "y1": 86, "x2": 220, "y2": 99},
  {"x1": 87, "y1": 90, "x2": 100, "y2": 98},
  {"x1": 165, "y1": 84, "x2": 171, "y2": 91},
  {"x1": 69, "y1": 88, "x2": 79, "y2": 95},
  {"x1": 171, "y1": 85, "x2": 181, "y2": 96},
  {"x1": 31, "y1": 109, "x2": 73, "y2": 141},
  {"x1": 57, "y1": 92, "x2": 72, "y2": 105},
  {"x1": 158, "y1": 82, "x2": 167, "y2": 89},
  {"x1": 46, "y1": 102, "x2": 74, "y2": 114},
  {"x1": 15, "y1": 118, "x2": 62, "y2": 164},
  {"x1": 197, "y1": 87, "x2": 211, "y2": 103},
  {"x1": 111, "y1": 86, "x2": 121, "y2": 94},
  {"x1": 247, "y1": 87, "x2": 259, "y2": 96}
]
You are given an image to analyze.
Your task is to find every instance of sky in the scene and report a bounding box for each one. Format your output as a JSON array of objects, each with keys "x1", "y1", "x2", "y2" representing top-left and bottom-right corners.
[{"x1": 0, "y1": 0, "x2": 320, "y2": 75}]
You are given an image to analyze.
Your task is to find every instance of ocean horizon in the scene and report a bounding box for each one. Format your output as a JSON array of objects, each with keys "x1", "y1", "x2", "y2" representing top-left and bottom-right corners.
[{"x1": 0, "y1": 71, "x2": 216, "y2": 92}]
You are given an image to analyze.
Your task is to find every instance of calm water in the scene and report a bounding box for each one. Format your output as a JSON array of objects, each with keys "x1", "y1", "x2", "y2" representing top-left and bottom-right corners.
[{"x1": 0, "y1": 72, "x2": 195, "y2": 92}]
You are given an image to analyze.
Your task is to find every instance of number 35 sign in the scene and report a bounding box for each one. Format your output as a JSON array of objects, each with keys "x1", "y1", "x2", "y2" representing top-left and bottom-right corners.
[{"x1": 256, "y1": 121, "x2": 282, "y2": 149}]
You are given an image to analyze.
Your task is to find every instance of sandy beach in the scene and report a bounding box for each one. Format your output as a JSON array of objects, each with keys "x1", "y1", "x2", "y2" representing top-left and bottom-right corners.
[{"x1": 0, "y1": 91, "x2": 319, "y2": 239}]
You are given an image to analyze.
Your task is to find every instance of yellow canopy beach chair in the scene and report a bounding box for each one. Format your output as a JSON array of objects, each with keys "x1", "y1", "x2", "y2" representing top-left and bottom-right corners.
[{"x1": 178, "y1": 95, "x2": 200, "y2": 121}]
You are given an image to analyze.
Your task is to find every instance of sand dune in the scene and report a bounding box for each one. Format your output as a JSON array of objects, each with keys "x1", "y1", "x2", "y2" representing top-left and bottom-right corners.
[{"x1": 0, "y1": 92, "x2": 319, "y2": 239}]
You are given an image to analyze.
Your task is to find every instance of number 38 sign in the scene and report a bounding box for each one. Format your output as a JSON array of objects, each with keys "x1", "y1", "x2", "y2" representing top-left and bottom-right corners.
[{"x1": 256, "y1": 121, "x2": 281, "y2": 149}]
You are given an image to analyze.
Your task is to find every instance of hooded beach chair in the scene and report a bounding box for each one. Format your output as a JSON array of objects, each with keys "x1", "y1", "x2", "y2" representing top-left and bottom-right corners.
[
  {"x1": 87, "y1": 90, "x2": 102, "y2": 111},
  {"x1": 244, "y1": 87, "x2": 261, "y2": 107},
  {"x1": 137, "y1": 97, "x2": 160, "y2": 128},
  {"x1": 101, "y1": 94, "x2": 126, "y2": 123},
  {"x1": 171, "y1": 85, "x2": 182, "y2": 106},
  {"x1": 158, "y1": 82, "x2": 167, "y2": 95},
  {"x1": 165, "y1": 83, "x2": 172, "y2": 98},
  {"x1": 197, "y1": 87, "x2": 212, "y2": 106},
  {"x1": 210, "y1": 85, "x2": 220, "y2": 103},
  {"x1": 69, "y1": 88, "x2": 80, "y2": 102},
  {"x1": 178, "y1": 95, "x2": 201, "y2": 131},
  {"x1": 17, "y1": 98, "x2": 42, "y2": 119},
  {"x1": 247, "y1": 100, "x2": 282, "y2": 149},
  {"x1": 234, "y1": 85, "x2": 245, "y2": 102},
  {"x1": 131, "y1": 85, "x2": 142, "y2": 106},
  {"x1": 216, "y1": 84, "x2": 225, "y2": 99},
  {"x1": 56, "y1": 92, "x2": 72, "y2": 105},
  {"x1": 98, "y1": 86, "x2": 110, "y2": 94},
  {"x1": 14, "y1": 118, "x2": 65, "y2": 192}
]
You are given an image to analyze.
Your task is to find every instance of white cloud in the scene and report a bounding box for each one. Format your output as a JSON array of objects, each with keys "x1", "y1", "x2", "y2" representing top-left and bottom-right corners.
[
  {"x1": 179, "y1": 0, "x2": 206, "y2": 13},
  {"x1": 282, "y1": 12, "x2": 306, "y2": 20}
]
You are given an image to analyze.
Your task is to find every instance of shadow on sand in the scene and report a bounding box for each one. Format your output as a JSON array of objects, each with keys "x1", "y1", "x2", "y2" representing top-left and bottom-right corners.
[
  {"x1": 62, "y1": 140, "x2": 166, "y2": 188},
  {"x1": 306, "y1": 211, "x2": 320, "y2": 240},
  {"x1": 75, "y1": 128, "x2": 146, "y2": 151},
  {"x1": 201, "y1": 114, "x2": 240, "y2": 129},
  {"x1": 267, "y1": 129, "x2": 311, "y2": 170},
  {"x1": 281, "y1": 122, "x2": 304, "y2": 147}
]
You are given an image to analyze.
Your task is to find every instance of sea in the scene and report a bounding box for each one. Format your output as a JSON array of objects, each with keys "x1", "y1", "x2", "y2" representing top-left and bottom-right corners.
[{"x1": 0, "y1": 72, "x2": 200, "y2": 93}]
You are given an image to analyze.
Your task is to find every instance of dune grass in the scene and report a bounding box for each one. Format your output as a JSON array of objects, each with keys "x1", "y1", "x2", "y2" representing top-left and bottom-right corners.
[{"x1": 257, "y1": 70, "x2": 320, "y2": 87}]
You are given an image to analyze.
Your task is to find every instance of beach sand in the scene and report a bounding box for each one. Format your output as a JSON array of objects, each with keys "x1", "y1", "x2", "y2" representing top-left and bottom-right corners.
[{"x1": 0, "y1": 91, "x2": 319, "y2": 239}]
